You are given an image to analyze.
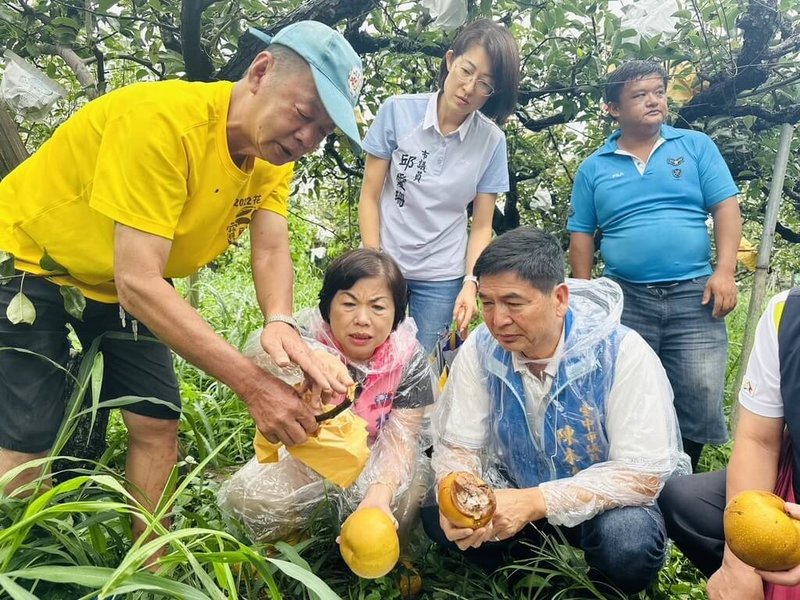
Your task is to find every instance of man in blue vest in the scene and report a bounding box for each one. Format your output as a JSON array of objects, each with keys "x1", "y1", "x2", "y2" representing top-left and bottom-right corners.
[
  {"x1": 567, "y1": 60, "x2": 741, "y2": 470},
  {"x1": 659, "y1": 289, "x2": 800, "y2": 599},
  {"x1": 422, "y1": 227, "x2": 687, "y2": 594}
]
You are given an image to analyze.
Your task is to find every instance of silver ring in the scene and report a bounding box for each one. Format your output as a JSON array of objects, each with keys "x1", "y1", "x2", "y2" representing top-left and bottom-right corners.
[{"x1": 493, "y1": 535, "x2": 500, "y2": 541}]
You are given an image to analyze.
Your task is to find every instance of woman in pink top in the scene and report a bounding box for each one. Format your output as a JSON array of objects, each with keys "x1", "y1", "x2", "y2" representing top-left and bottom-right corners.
[{"x1": 219, "y1": 249, "x2": 435, "y2": 542}]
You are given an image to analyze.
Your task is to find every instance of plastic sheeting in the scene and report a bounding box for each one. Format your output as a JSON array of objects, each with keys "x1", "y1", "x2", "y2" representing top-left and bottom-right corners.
[
  {"x1": 620, "y1": 0, "x2": 682, "y2": 43},
  {"x1": 0, "y1": 50, "x2": 65, "y2": 121},
  {"x1": 432, "y1": 278, "x2": 689, "y2": 529},
  {"x1": 219, "y1": 309, "x2": 436, "y2": 542},
  {"x1": 421, "y1": 0, "x2": 467, "y2": 31}
]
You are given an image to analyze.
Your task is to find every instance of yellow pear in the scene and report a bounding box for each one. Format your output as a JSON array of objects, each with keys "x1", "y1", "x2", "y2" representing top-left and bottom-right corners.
[
  {"x1": 724, "y1": 490, "x2": 800, "y2": 571},
  {"x1": 438, "y1": 471, "x2": 496, "y2": 529},
  {"x1": 339, "y1": 508, "x2": 399, "y2": 579}
]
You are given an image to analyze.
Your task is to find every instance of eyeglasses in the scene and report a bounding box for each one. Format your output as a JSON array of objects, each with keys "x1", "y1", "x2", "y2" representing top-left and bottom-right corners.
[{"x1": 452, "y1": 62, "x2": 495, "y2": 97}]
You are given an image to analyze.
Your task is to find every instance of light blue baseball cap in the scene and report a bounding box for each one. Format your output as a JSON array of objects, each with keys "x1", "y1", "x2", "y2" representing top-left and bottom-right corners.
[{"x1": 249, "y1": 21, "x2": 363, "y2": 150}]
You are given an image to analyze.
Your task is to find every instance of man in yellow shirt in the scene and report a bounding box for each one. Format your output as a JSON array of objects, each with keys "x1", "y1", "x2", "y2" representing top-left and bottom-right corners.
[{"x1": 0, "y1": 21, "x2": 361, "y2": 547}]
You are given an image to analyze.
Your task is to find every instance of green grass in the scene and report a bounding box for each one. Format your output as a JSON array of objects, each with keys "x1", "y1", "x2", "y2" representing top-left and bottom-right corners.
[{"x1": 1, "y1": 240, "x2": 757, "y2": 598}]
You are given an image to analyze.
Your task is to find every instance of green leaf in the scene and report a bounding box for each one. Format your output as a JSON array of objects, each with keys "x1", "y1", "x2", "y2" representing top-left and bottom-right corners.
[
  {"x1": 273, "y1": 540, "x2": 313, "y2": 571},
  {"x1": 51, "y1": 16, "x2": 81, "y2": 30},
  {"x1": 267, "y1": 557, "x2": 342, "y2": 600},
  {"x1": 39, "y1": 249, "x2": 67, "y2": 273},
  {"x1": 96, "y1": 0, "x2": 117, "y2": 12},
  {"x1": 0, "y1": 251, "x2": 14, "y2": 285},
  {"x1": 87, "y1": 522, "x2": 108, "y2": 557},
  {"x1": 89, "y1": 350, "x2": 104, "y2": 434},
  {"x1": 59, "y1": 285, "x2": 86, "y2": 320},
  {"x1": 6, "y1": 292, "x2": 36, "y2": 325},
  {"x1": 514, "y1": 572, "x2": 551, "y2": 589},
  {"x1": 5, "y1": 565, "x2": 213, "y2": 600},
  {"x1": 0, "y1": 574, "x2": 38, "y2": 600}
]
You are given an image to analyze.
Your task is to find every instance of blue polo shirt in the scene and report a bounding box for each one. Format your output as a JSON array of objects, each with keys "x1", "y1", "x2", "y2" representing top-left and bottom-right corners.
[{"x1": 568, "y1": 125, "x2": 739, "y2": 283}]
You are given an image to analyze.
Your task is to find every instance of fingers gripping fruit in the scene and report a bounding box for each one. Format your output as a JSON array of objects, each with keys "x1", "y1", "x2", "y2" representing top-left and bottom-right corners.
[
  {"x1": 339, "y1": 508, "x2": 400, "y2": 579},
  {"x1": 724, "y1": 490, "x2": 800, "y2": 571},
  {"x1": 438, "y1": 471, "x2": 496, "y2": 529}
]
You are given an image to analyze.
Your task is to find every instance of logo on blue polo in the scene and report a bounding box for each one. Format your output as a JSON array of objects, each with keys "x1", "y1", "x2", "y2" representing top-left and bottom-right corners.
[
  {"x1": 672, "y1": 168, "x2": 682, "y2": 179},
  {"x1": 667, "y1": 156, "x2": 684, "y2": 166}
]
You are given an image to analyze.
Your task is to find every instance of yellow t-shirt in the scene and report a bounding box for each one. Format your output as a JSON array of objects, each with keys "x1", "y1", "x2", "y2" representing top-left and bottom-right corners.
[{"x1": 0, "y1": 80, "x2": 294, "y2": 303}]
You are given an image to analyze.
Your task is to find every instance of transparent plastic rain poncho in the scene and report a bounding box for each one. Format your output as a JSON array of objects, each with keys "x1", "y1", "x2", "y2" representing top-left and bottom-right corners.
[
  {"x1": 432, "y1": 278, "x2": 690, "y2": 528},
  {"x1": 218, "y1": 308, "x2": 436, "y2": 542}
]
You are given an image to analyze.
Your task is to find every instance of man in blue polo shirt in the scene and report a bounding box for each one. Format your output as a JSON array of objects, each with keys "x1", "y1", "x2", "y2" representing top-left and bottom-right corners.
[{"x1": 567, "y1": 60, "x2": 741, "y2": 470}]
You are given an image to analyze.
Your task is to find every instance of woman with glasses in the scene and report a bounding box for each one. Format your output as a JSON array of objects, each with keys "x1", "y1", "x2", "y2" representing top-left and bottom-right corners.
[{"x1": 358, "y1": 19, "x2": 520, "y2": 354}]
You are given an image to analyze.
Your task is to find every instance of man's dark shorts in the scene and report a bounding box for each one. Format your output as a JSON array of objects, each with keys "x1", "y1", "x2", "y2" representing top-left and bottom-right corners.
[{"x1": 0, "y1": 273, "x2": 181, "y2": 453}]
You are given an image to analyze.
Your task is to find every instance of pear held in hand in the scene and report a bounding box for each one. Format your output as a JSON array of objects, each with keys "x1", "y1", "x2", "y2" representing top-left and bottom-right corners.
[
  {"x1": 438, "y1": 471, "x2": 496, "y2": 529},
  {"x1": 339, "y1": 508, "x2": 400, "y2": 579},
  {"x1": 724, "y1": 490, "x2": 800, "y2": 571}
]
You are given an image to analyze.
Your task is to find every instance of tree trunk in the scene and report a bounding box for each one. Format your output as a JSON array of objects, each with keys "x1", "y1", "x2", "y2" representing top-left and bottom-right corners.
[
  {"x1": 0, "y1": 105, "x2": 28, "y2": 177},
  {"x1": 495, "y1": 164, "x2": 520, "y2": 234},
  {"x1": 678, "y1": 0, "x2": 779, "y2": 124},
  {"x1": 215, "y1": 0, "x2": 375, "y2": 81},
  {"x1": 181, "y1": 0, "x2": 217, "y2": 82}
]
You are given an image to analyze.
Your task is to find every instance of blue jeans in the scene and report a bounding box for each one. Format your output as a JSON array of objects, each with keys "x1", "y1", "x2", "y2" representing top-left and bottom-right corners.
[
  {"x1": 406, "y1": 278, "x2": 463, "y2": 355},
  {"x1": 579, "y1": 505, "x2": 667, "y2": 593},
  {"x1": 421, "y1": 504, "x2": 667, "y2": 594},
  {"x1": 611, "y1": 276, "x2": 729, "y2": 445}
]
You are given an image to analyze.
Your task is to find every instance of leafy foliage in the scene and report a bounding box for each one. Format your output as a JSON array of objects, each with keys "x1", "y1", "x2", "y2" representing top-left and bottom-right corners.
[{"x1": 1, "y1": 0, "x2": 797, "y2": 597}]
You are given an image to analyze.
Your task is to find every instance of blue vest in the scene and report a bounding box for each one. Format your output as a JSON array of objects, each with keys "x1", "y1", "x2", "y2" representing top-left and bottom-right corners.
[
  {"x1": 476, "y1": 309, "x2": 624, "y2": 489},
  {"x1": 778, "y1": 288, "x2": 800, "y2": 499}
]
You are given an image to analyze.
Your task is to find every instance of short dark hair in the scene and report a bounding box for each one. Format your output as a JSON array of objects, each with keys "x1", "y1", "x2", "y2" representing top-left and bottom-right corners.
[
  {"x1": 319, "y1": 249, "x2": 407, "y2": 330},
  {"x1": 473, "y1": 227, "x2": 564, "y2": 294},
  {"x1": 437, "y1": 19, "x2": 520, "y2": 124},
  {"x1": 605, "y1": 60, "x2": 668, "y2": 104}
]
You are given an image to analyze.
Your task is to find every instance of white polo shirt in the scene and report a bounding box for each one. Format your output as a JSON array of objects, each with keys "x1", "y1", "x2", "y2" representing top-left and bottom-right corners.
[
  {"x1": 739, "y1": 290, "x2": 790, "y2": 418},
  {"x1": 362, "y1": 92, "x2": 509, "y2": 281}
]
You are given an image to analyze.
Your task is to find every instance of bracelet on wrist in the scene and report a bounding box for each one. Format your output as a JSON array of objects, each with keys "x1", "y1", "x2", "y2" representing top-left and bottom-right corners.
[
  {"x1": 463, "y1": 275, "x2": 479, "y2": 288},
  {"x1": 265, "y1": 314, "x2": 299, "y2": 330}
]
